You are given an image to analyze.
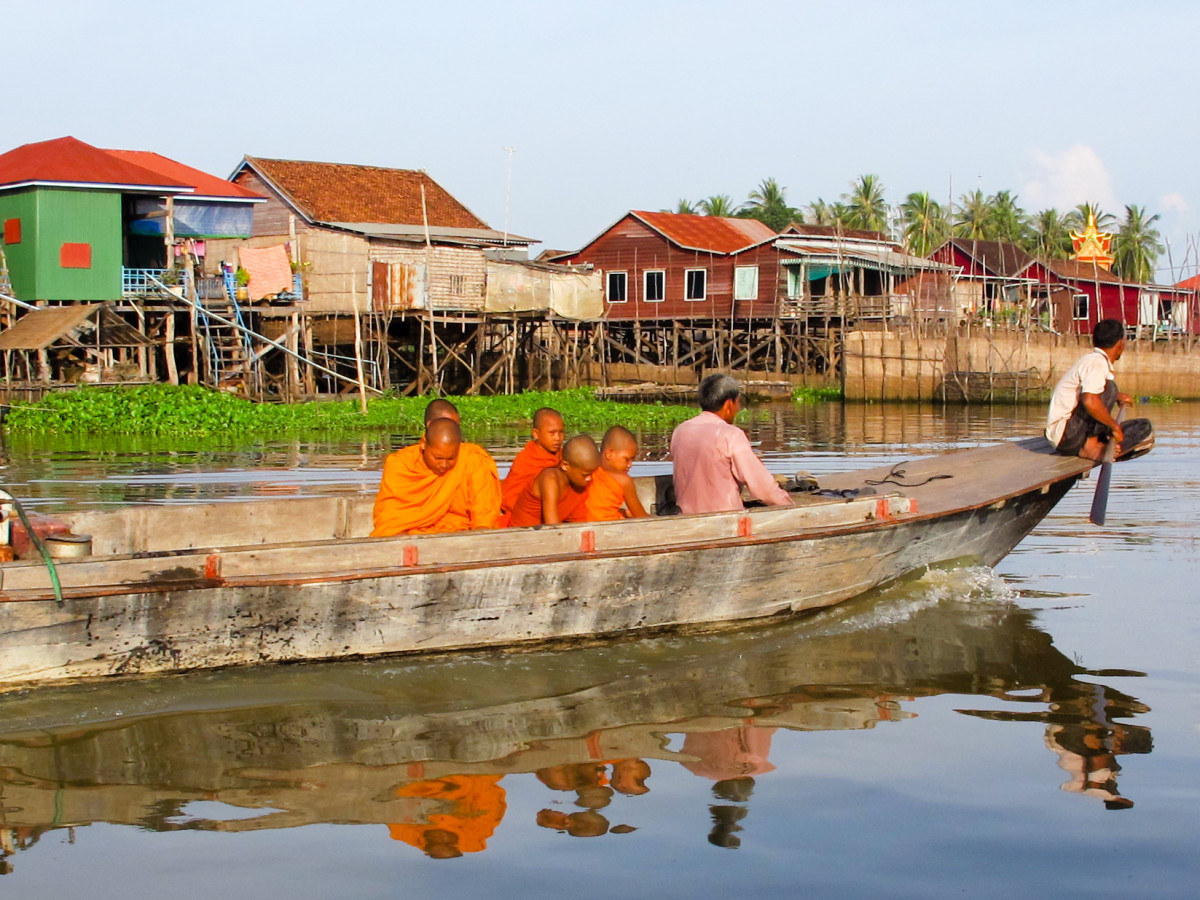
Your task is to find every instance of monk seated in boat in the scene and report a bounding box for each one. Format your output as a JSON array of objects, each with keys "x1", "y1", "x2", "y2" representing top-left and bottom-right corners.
[
  {"x1": 508, "y1": 435, "x2": 600, "y2": 527},
  {"x1": 567, "y1": 426, "x2": 648, "y2": 522},
  {"x1": 371, "y1": 417, "x2": 501, "y2": 536},
  {"x1": 501, "y1": 407, "x2": 565, "y2": 515}
]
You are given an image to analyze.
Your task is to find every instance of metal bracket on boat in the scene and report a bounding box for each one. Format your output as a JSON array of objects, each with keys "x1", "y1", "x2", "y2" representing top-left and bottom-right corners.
[
  {"x1": 402, "y1": 545, "x2": 419, "y2": 567},
  {"x1": 737, "y1": 516, "x2": 753, "y2": 537},
  {"x1": 580, "y1": 530, "x2": 596, "y2": 553}
]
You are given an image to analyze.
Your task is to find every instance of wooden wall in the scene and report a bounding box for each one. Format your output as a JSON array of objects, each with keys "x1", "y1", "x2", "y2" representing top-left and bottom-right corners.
[
  {"x1": 565, "y1": 215, "x2": 783, "y2": 321},
  {"x1": 844, "y1": 328, "x2": 1200, "y2": 400}
]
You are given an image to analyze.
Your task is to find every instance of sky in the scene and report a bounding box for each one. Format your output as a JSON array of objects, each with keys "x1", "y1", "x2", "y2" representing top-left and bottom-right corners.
[{"x1": 7, "y1": 0, "x2": 1200, "y2": 280}]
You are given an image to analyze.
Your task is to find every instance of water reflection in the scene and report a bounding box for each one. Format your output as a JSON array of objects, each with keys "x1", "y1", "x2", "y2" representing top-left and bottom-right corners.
[{"x1": 0, "y1": 570, "x2": 1150, "y2": 872}]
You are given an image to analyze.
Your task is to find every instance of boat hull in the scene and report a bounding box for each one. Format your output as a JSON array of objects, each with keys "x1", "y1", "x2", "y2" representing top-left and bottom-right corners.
[{"x1": 0, "y1": 442, "x2": 1082, "y2": 690}]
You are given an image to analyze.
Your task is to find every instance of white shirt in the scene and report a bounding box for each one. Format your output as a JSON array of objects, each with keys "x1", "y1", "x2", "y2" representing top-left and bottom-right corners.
[{"x1": 1045, "y1": 348, "x2": 1114, "y2": 446}]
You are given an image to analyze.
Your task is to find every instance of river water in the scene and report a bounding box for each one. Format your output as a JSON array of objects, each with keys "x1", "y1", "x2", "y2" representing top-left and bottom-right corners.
[{"x1": 0, "y1": 402, "x2": 1197, "y2": 898}]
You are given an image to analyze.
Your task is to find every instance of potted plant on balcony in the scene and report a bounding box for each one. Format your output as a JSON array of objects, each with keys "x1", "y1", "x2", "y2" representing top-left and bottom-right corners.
[{"x1": 235, "y1": 267, "x2": 250, "y2": 301}]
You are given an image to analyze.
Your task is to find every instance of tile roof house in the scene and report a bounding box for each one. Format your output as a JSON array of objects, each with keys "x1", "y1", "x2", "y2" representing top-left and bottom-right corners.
[{"x1": 214, "y1": 156, "x2": 539, "y2": 315}]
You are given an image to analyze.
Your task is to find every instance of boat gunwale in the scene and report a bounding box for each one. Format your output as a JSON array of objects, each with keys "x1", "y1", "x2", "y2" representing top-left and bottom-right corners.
[{"x1": 0, "y1": 469, "x2": 1084, "y2": 604}]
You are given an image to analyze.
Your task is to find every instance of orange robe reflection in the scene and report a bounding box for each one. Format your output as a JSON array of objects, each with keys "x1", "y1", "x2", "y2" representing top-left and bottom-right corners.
[
  {"x1": 372, "y1": 443, "x2": 501, "y2": 536},
  {"x1": 388, "y1": 775, "x2": 507, "y2": 855},
  {"x1": 569, "y1": 466, "x2": 626, "y2": 522},
  {"x1": 501, "y1": 441, "x2": 561, "y2": 513}
]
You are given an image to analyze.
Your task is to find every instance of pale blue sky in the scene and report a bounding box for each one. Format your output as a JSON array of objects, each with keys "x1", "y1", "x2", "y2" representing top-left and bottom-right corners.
[{"x1": 8, "y1": 0, "x2": 1199, "y2": 279}]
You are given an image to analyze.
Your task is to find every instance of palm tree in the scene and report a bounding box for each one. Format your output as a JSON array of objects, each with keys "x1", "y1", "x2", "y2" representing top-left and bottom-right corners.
[
  {"x1": 1112, "y1": 205, "x2": 1164, "y2": 284},
  {"x1": 698, "y1": 194, "x2": 740, "y2": 217},
  {"x1": 1030, "y1": 208, "x2": 1073, "y2": 260},
  {"x1": 954, "y1": 189, "x2": 992, "y2": 240},
  {"x1": 740, "y1": 178, "x2": 797, "y2": 232},
  {"x1": 900, "y1": 191, "x2": 950, "y2": 256},
  {"x1": 843, "y1": 174, "x2": 889, "y2": 233},
  {"x1": 668, "y1": 199, "x2": 699, "y2": 215},
  {"x1": 807, "y1": 198, "x2": 833, "y2": 226},
  {"x1": 987, "y1": 190, "x2": 1029, "y2": 247}
]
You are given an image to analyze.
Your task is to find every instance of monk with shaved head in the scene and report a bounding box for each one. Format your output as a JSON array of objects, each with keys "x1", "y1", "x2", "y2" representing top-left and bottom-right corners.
[
  {"x1": 424, "y1": 397, "x2": 461, "y2": 424},
  {"x1": 568, "y1": 425, "x2": 649, "y2": 522},
  {"x1": 372, "y1": 416, "x2": 502, "y2": 536},
  {"x1": 508, "y1": 435, "x2": 600, "y2": 527},
  {"x1": 500, "y1": 407, "x2": 564, "y2": 515}
]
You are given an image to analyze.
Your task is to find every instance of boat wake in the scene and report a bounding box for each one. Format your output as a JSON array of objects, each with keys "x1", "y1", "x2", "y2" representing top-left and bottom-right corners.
[{"x1": 800, "y1": 564, "x2": 1018, "y2": 639}]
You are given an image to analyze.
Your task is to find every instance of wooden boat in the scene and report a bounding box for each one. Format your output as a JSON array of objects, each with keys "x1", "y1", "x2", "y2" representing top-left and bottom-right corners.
[{"x1": 0, "y1": 437, "x2": 1106, "y2": 691}]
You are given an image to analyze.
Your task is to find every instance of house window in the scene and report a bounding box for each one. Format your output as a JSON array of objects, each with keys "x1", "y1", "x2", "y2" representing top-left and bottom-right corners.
[
  {"x1": 685, "y1": 268, "x2": 707, "y2": 301},
  {"x1": 606, "y1": 271, "x2": 627, "y2": 303},
  {"x1": 1072, "y1": 293, "x2": 1090, "y2": 321},
  {"x1": 3, "y1": 218, "x2": 20, "y2": 244},
  {"x1": 644, "y1": 269, "x2": 665, "y2": 302},
  {"x1": 60, "y1": 243, "x2": 92, "y2": 269},
  {"x1": 449, "y1": 274, "x2": 466, "y2": 296},
  {"x1": 734, "y1": 266, "x2": 759, "y2": 300},
  {"x1": 786, "y1": 267, "x2": 804, "y2": 299}
]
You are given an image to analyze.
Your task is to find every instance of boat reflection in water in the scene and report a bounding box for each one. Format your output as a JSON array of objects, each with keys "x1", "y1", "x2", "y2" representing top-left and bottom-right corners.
[{"x1": 0, "y1": 569, "x2": 1150, "y2": 870}]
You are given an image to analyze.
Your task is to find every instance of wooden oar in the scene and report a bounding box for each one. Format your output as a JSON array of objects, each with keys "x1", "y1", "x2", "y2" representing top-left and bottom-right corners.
[{"x1": 1088, "y1": 407, "x2": 1126, "y2": 526}]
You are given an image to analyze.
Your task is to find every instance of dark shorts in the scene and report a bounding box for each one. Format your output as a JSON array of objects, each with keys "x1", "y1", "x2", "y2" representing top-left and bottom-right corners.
[{"x1": 1056, "y1": 405, "x2": 1154, "y2": 459}]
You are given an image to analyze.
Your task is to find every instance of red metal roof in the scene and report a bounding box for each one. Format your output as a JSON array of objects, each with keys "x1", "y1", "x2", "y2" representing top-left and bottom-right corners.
[
  {"x1": 106, "y1": 149, "x2": 264, "y2": 202},
  {"x1": 0, "y1": 136, "x2": 192, "y2": 193},
  {"x1": 238, "y1": 157, "x2": 488, "y2": 229},
  {"x1": 1175, "y1": 273, "x2": 1200, "y2": 291},
  {"x1": 632, "y1": 211, "x2": 777, "y2": 254}
]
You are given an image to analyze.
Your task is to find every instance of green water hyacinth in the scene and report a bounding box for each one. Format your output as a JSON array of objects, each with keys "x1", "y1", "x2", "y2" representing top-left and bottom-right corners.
[{"x1": 2, "y1": 385, "x2": 698, "y2": 436}]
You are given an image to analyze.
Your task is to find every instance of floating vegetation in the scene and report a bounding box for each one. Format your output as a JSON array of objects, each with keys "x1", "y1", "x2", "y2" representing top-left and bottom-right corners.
[
  {"x1": 1, "y1": 385, "x2": 697, "y2": 436},
  {"x1": 791, "y1": 385, "x2": 843, "y2": 403}
]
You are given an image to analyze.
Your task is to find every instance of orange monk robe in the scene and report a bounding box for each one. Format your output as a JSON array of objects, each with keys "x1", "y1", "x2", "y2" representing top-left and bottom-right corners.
[
  {"x1": 567, "y1": 466, "x2": 626, "y2": 522},
  {"x1": 388, "y1": 774, "x2": 507, "y2": 855},
  {"x1": 508, "y1": 478, "x2": 590, "y2": 528},
  {"x1": 371, "y1": 442, "x2": 501, "y2": 536},
  {"x1": 501, "y1": 441, "x2": 561, "y2": 512}
]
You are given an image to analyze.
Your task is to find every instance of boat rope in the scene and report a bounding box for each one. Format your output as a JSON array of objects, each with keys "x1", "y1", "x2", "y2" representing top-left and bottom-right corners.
[
  {"x1": 865, "y1": 464, "x2": 954, "y2": 489},
  {"x1": 5, "y1": 495, "x2": 65, "y2": 606}
]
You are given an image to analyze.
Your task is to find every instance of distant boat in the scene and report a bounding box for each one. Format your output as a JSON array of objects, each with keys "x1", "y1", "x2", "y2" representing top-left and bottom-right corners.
[{"x1": 0, "y1": 438, "x2": 1111, "y2": 691}]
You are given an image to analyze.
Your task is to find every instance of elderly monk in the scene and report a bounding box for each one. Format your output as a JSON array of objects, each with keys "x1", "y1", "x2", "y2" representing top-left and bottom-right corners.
[
  {"x1": 567, "y1": 425, "x2": 648, "y2": 522},
  {"x1": 509, "y1": 435, "x2": 600, "y2": 527},
  {"x1": 501, "y1": 407, "x2": 565, "y2": 513},
  {"x1": 371, "y1": 417, "x2": 501, "y2": 536}
]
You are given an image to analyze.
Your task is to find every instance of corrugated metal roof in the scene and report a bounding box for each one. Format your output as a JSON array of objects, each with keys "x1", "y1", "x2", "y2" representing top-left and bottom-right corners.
[
  {"x1": 1176, "y1": 273, "x2": 1200, "y2": 291},
  {"x1": 776, "y1": 240, "x2": 957, "y2": 274},
  {"x1": 632, "y1": 211, "x2": 777, "y2": 254},
  {"x1": 238, "y1": 157, "x2": 491, "y2": 231},
  {"x1": 105, "y1": 150, "x2": 264, "y2": 203},
  {"x1": 326, "y1": 222, "x2": 535, "y2": 246},
  {"x1": 946, "y1": 238, "x2": 1035, "y2": 277},
  {"x1": 0, "y1": 137, "x2": 192, "y2": 194}
]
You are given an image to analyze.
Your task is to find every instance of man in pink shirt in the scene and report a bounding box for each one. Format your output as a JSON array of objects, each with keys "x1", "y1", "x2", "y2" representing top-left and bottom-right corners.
[{"x1": 670, "y1": 374, "x2": 793, "y2": 514}]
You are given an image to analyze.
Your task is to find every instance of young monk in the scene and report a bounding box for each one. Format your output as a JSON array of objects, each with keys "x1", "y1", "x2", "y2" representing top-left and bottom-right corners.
[
  {"x1": 371, "y1": 417, "x2": 501, "y2": 536},
  {"x1": 500, "y1": 407, "x2": 565, "y2": 513},
  {"x1": 508, "y1": 435, "x2": 600, "y2": 527},
  {"x1": 424, "y1": 397, "x2": 460, "y2": 424},
  {"x1": 569, "y1": 425, "x2": 648, "y2": 522}
]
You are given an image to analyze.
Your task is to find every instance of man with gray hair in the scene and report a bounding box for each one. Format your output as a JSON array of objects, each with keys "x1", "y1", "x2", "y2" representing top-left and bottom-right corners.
[{"x1": 670, "y1": 374, "x2": 793, "y2": 514}]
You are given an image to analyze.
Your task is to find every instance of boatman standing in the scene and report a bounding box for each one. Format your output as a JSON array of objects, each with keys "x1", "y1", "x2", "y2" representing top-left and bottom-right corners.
[
  {"x1": 371, "y1": 417, "x2": 502, "y2": 536},
  {"x1": 1045, "y1": 318, "x2": 1154, "y2": 461},
  {"x1": 670, "y1": 374, "x2": 793, "y2": 515}
]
